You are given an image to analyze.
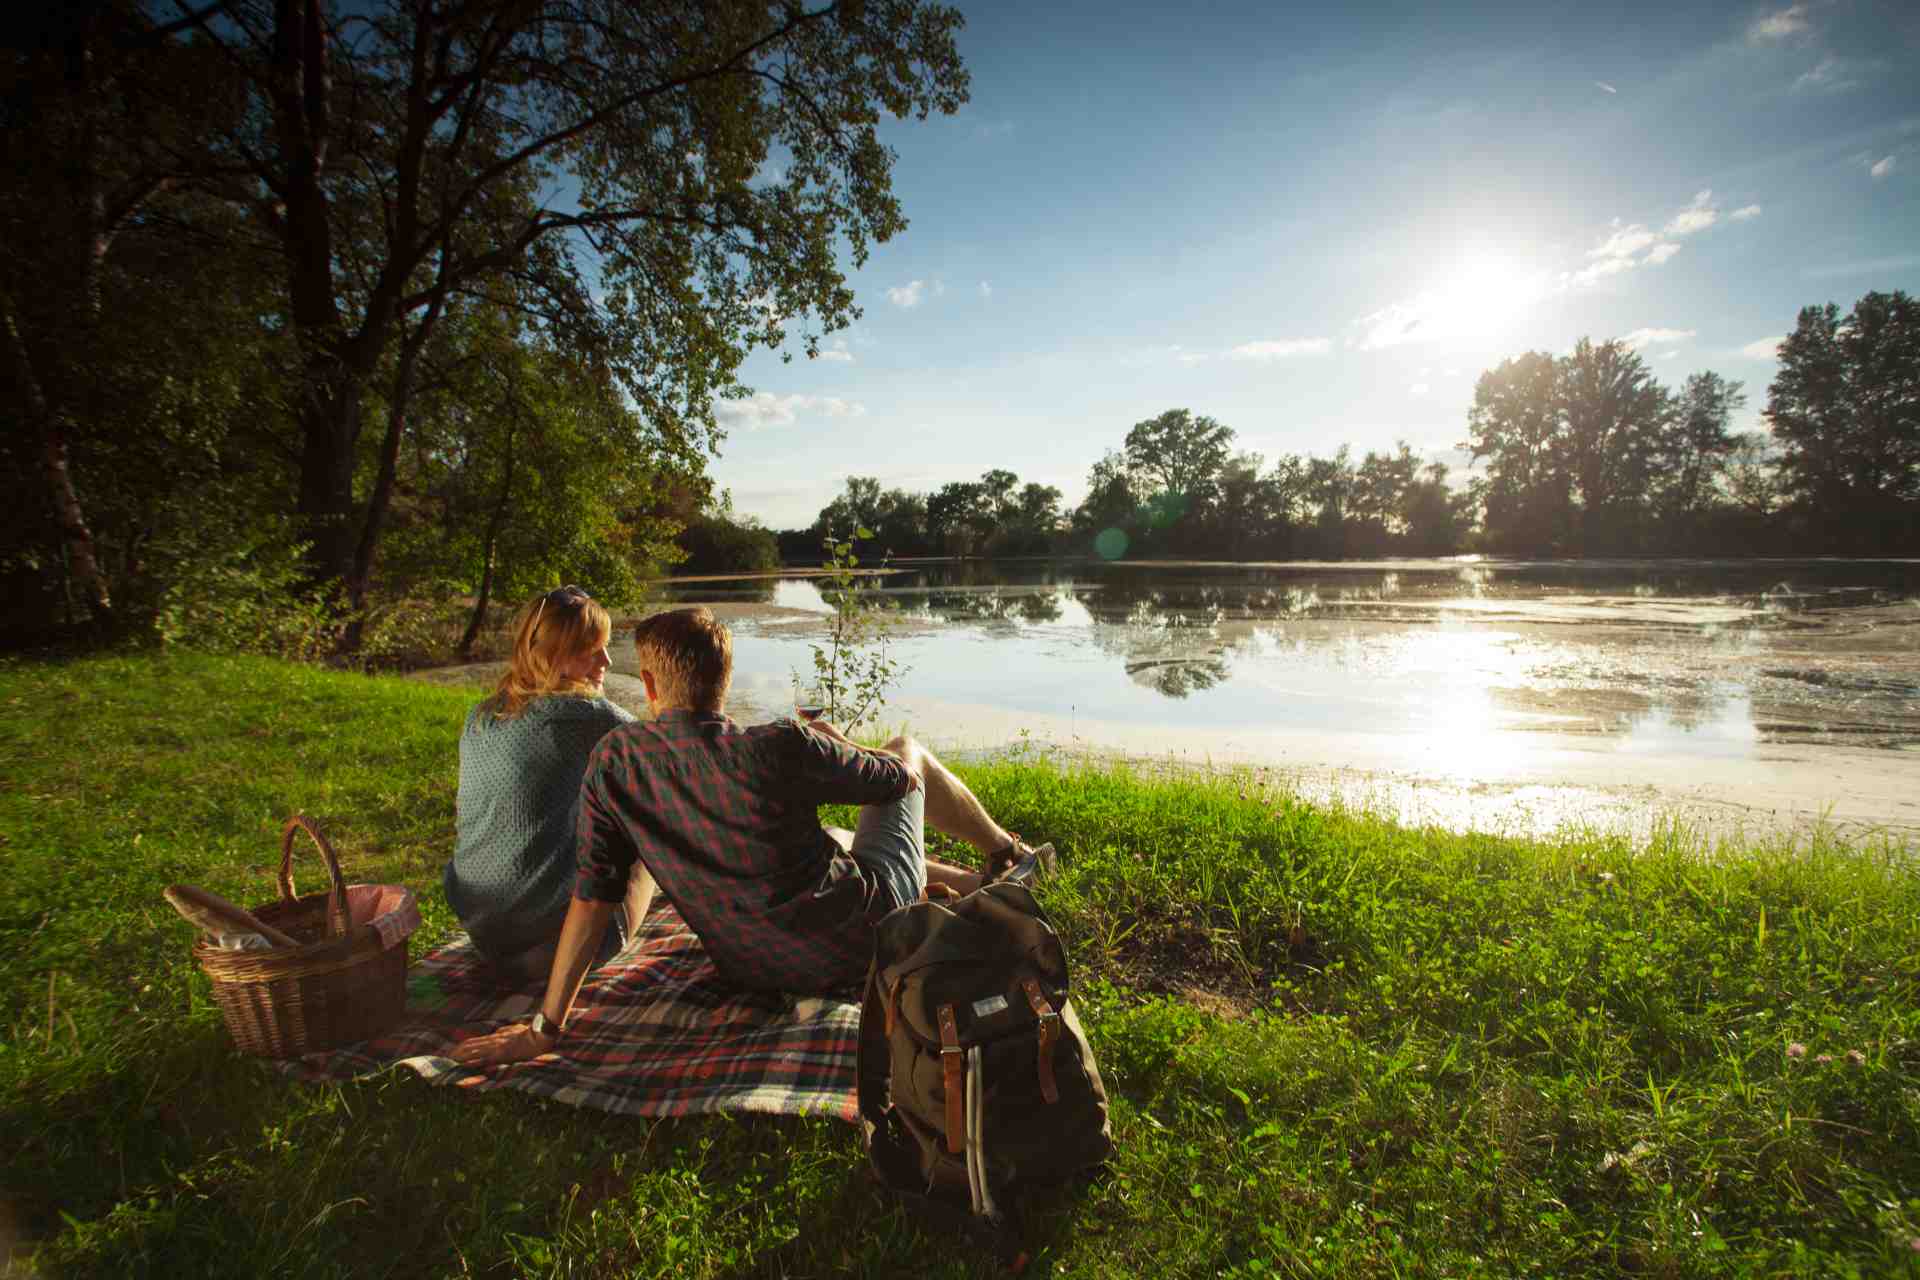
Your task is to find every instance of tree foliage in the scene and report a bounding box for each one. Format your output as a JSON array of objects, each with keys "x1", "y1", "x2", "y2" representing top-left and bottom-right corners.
[
  {"x1": 1, "y1": 0, "x2": 970, "y2": 649},
  {"x1": 175, "y1": 0, "x2": 967, "y2": 601},
  {"x1": 1767, "y1": 291, "x2": 1920, "y2": 551}
]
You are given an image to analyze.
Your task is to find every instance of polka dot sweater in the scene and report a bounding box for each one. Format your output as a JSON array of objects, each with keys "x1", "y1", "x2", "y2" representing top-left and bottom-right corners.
[{"x1": 445, "y1": 694, "x2": 636, "y2": 959}]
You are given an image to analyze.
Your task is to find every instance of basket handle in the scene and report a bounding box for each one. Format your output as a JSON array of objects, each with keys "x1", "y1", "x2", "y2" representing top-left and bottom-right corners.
[{"x1": 279, "y1": 815, "x2": 352, "y2": 939}]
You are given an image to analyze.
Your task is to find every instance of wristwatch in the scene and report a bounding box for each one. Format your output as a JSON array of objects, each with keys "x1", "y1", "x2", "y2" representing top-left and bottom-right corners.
[{"x1": 529, "y1": 1010, "x2": 564, "y2": 1040}]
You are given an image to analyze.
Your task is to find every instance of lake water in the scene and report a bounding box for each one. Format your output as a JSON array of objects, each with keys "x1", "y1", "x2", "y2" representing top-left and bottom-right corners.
[{"x1": 643, "y1": 558, "x2": 1920, "y2": 843}]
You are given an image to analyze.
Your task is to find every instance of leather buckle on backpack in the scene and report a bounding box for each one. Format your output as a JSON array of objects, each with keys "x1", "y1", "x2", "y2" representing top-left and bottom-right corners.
[
  {"x1": 1019, "y1": 978, "x2": 1062, "y2": 1104},
  {"x1": 938, "y1": 1003, "x2": 965, "y2": 1155}
]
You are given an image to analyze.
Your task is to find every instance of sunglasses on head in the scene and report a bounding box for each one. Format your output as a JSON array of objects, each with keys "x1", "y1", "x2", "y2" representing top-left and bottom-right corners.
[{"x1": 530, "y1": 584, "x2": 590, "y2": 639}]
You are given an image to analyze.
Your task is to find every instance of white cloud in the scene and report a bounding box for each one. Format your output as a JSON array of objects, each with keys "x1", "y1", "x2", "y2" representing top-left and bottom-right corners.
[
  {"x1": 1228, "y1": 337, "x2": 1333, "y2": 361},
  {"x1": 817, "y1": 338, "x2": 854, "y2": 364},
  {"x1": 1566, "y1": 254, "x2": 1639, "y2": 289},
  {"x1": 1748, "y1": 4, "x2": 1811, "y2": 41},
  {"x1": 1793, "y1": 55, "x2": 1868, "y2": 94},
  {"x1": 1739, "y1": 335, "x2": 1786, "y2": 360},
  {"x1": 1665, "y1": 190, "x2": 1718, "y2": 236},
  {"x1": 978, "y1": 280, "x2": 992, "y2": 298},
  {"x1": 1870, "y1": 155, "x2": 1895, "y2": 179},
  {"x1": 1409, "y1": 382, "x2": 1430, "y2": 396},
  {"x1": 1561, "y1": 192, "x2": 1728, "y2": 289},
  {"x1": 1589, "y1": 222, "x2": 1660, "y2": 259},
  {"x1": 1354, "y1": 300, "x2": 1430, "y2": 349},
  {"x1": 886, "y1": 280, "x2": 926, "y2": 308},
  {"x1": 1730, "y1": 204, "x2": 1763, "y2": 221},
  {"x1": 1168, "y1": 345, "x2": 1209, "y2": 367},
  {"x1": 933, "y1": 279, "x2": 947, "y2": 297},
  {"x1": 1659, "y1": 350, "x2": 1681, "y2": 360},
  {"x1": 715, "y1": 393, "x2": 868, "y2": 431},
  {"x1": 1595, "y1": 80, "x2": 1617, "y2": 94},
  {"x1": 1621, "y1": 326, "x2": 1697, "y2": 350}
]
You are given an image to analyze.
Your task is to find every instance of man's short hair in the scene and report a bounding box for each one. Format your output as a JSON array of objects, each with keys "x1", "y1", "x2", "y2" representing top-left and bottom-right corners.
[{"x1": 633, "y1": 606, "x2": 732, "y2": 712}]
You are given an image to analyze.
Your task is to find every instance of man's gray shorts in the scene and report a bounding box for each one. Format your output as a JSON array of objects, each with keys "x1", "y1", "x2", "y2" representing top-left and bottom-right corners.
[{"x1": 829, "y1": 788, "x2": 927, "y2": 913}]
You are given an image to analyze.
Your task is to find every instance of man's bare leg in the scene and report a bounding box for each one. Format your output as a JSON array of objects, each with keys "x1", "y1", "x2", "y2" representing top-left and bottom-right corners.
[
  {"x1": 827, "y1": 824, "x2": 981, "y2": 892},
  {"x1": 881, "y1": 735, "x2": 1011, "y2": 852},
  {"x1": 883, "y1": 734, "x2": 1035, "y2": 893}
]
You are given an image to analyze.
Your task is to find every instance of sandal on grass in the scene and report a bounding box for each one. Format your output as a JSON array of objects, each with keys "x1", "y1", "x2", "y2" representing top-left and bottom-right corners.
[{"x1": 985, "y1": 834, "x2": 1057, "y2": 886}]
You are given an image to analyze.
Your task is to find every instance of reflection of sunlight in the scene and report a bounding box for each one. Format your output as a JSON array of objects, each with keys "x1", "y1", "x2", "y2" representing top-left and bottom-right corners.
[
  {"x1": 1046, "y1": 590, "x2": 1096, "y2": 629},
  {"x1": 1398, "y1": 628, "x2": 1543, "y2": 775},
  {"x1": 772, "y1": 579, "x2": 831, "y2": 612},
  {"x1": 1617, "y1": 691, "x2": 1758, "y2": 757}
]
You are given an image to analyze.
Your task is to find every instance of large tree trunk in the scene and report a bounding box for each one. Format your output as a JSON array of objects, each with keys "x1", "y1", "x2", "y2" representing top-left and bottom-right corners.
[
  {"x1": 272, "y1": 0, "x2": 367, "y2": 595},
  {"x1": 2, "y1": 280, "x2": 115, "y2": 630},
  {"x1": 350, "y1": 287, "x2": 447, "y2": 611},
  {"x1": 1, "y1": 16, "x2": 119, "y2": 632}
]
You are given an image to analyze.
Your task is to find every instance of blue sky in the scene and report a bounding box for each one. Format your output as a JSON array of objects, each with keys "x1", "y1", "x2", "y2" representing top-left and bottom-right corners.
[{"x1": 707, "y1": 0, "x2": 1920, "y2": 530}]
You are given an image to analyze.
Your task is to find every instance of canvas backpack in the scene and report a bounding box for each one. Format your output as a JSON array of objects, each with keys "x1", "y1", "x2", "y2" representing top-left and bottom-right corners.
[{"x1": 856, "y1": 880, "x2": 1113, "y2": 1252}]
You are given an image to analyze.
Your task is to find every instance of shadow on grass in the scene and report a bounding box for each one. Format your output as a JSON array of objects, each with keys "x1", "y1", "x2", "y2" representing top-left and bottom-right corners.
[{"x1": 12, "y1": 1025, "x2": 1113, "y2": 1279}]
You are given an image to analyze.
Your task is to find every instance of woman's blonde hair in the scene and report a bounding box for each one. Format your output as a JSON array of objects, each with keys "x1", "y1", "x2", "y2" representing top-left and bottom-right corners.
[{"x1": 480, "y1": 586, "x2": 614, "y2": 720}]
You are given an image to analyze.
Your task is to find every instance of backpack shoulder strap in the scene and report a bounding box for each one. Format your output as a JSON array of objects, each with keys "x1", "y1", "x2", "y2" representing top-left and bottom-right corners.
[{"x1": 856, "y1": 960, "x2": 927, "y2": 1192}]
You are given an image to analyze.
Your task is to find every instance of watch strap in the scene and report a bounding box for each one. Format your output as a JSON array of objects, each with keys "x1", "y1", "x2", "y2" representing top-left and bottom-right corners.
[{"x1": 529, "y1": 1011, "x2": 564, "y2": 1039}]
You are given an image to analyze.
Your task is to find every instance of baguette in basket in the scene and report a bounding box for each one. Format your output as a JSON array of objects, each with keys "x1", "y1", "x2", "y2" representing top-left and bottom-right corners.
[{"x1": 163, "y1": 883, "x2": 299, "y2": 948}]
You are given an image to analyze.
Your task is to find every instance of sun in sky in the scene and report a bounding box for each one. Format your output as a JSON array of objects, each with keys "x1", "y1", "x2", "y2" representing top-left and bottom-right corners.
[
  {"x1": 1427, "y1": 254, "x2": 1554, "y2": 341},
  {"x1": 1356, "y1": 251, "x2": 1554, "y2": 351}
]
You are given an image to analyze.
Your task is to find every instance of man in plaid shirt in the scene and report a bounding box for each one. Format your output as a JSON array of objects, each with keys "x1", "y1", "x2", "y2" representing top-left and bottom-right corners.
[{"x1": 455, "y1": 606, "x2": 1048, "y2": 1066}]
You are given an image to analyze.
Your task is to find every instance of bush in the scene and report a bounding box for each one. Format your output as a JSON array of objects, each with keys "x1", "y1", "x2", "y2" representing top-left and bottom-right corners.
[
  {"x1": 676, "y1": 512, "x2": 781, "y2": 574},
  {"x1": 153, "y1": 531, "x2": 336, "y2": 661},
  {"x1": 356, "y1": 590, "x2": 476, "y2": 670}
]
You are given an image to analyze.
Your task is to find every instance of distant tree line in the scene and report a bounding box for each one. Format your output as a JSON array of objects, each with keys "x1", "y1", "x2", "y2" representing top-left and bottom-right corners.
[
  {"x1": 765, "y1": 289, "x2": 1915, "y2": 564},
  {"x1": 1468, "y1": 291, "x2": 1917, "y2": 556}
]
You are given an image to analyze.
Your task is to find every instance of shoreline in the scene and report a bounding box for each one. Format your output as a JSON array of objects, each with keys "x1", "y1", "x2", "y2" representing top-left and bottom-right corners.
[{"x1": 411, "y1": 591, "x2": 1920, "y2": 849}]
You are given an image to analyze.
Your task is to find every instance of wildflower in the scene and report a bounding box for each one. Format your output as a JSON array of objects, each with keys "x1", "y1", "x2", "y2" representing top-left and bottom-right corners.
[
  {"x1": 1786, "y1": 1042, "x2": 1807, "y2": 1060},
  {"x1": 1815, "y1": 1054, "x2": 1833, "y2": 1065},
  {"x1": 1847, "y1": 1049, "x2": 1867, "y2": 1067}
]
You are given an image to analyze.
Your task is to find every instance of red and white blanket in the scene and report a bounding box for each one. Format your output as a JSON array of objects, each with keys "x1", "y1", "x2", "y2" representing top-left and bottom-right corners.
[{"x1": 281, "y1": 899, "x2": 861, "y2": 1122}]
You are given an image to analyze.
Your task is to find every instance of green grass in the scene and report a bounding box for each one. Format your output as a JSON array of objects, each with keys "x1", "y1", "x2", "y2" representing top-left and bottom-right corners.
[{"x1": 3, "y1": 652, "x2": 1918, "y2": 1278}]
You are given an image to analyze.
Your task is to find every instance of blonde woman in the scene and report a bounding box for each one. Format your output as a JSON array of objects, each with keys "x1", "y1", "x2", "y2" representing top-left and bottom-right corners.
[{"x1": 445, "y1": 585, "x2": 646, "y2": 981}]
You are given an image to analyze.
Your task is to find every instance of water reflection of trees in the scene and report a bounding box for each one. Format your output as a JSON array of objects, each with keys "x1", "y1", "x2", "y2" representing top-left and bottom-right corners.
[
  {"x1": 1492, "y1": 680, "x2": 1737, "y2": 738},
  {"x1": 1123, "y1": 656, "x2": 1231, "y2": 698},
  {"x1": 903, "y1": 587, "x2": 1066, "y2": 625},
  {"x1": 655, "y1": 580, "x2": 777, "y2": 605}
]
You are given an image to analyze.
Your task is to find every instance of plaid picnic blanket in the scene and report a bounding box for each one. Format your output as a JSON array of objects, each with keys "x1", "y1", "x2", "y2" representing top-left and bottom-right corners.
[{"x1": 280, "y1": 898, "x2": 862, "y2": 1122}]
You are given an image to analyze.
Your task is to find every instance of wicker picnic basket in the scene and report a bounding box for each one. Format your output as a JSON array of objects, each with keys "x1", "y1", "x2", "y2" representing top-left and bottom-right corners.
[{"x1": 193, "y1": 815, "x2": 419, "y2": 1057}]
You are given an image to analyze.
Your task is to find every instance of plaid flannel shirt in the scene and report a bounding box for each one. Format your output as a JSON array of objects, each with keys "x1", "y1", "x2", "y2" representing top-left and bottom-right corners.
[{"x1": 573, "y1": 709, "x2": 912, "y2": 993}]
